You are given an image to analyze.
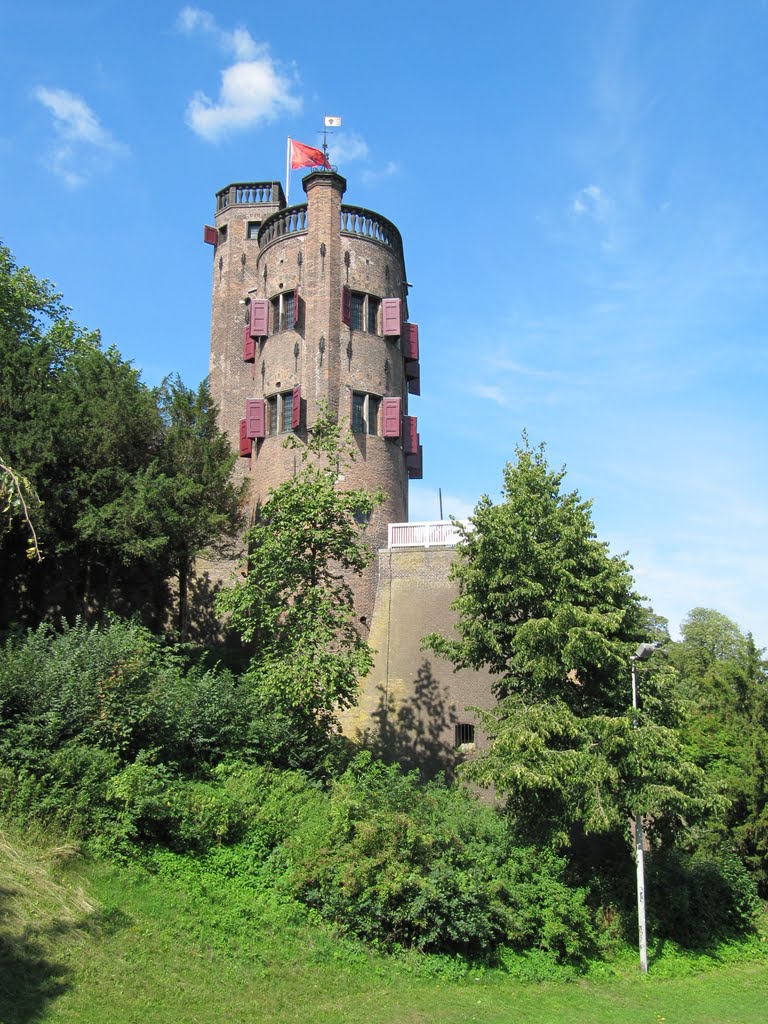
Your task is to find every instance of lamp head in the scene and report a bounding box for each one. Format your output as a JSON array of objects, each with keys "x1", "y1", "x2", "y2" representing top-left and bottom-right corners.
[{"x1": 632, "y1": 642, "x2": 659, "y2": 662}]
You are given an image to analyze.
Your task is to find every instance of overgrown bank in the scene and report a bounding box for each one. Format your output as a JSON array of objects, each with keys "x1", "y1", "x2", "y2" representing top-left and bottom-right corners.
[{"x1": 0, "y1": 618, "x2": 764, "y2": 971}]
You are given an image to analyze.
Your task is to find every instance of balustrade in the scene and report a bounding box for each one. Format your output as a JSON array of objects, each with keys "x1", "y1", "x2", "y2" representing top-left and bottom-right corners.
[
  {"x1": 257, "y1": 205, "x2": 309, "y2": 248},
  {"x1": 388, "y1": 521, "x2": 468, "y2": 549},
  {"x1": 216, "y1": 182, "x2": 283, "y2": 212},
  {"x1": 340, "y1": 205, "x2": 403, "y2": 256}
]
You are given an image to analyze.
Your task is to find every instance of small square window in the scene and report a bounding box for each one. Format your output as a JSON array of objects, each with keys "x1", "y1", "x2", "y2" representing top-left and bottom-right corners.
[
  {"x1": 351, "y1": 392, "x2": 381, "y2": 435},
  {"x1": 247, "y1": 221, "x2": 260, "y2": 239},
  {"x1": 455, "y1": 723, "x2": 475, "y2": 748},
  {"x1": 218, "y1": 224, "x2": 228, "y2": 243}
]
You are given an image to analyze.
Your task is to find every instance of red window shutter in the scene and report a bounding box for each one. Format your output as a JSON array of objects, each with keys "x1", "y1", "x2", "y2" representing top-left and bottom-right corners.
[
  {"x1": 239, "y1": 418, "x2": 251, "y2": 456},
  {"x1": 407, "y1": 362, "x2": 421, "y2": 396},
  {"x1": 341, "y1": 285, "x2": 351, "y2": 326},
  {"x1": 403, "y1": 323, "x2": 419, "y2": 361},
  {"x1": 382, "y1": 298, "x2": 402, "y2": 336},
  {"x1": 249, "y1": 299, "x2": 269, "y2": 338},
  {"x1": 291, "y1": 385, "x2": 301, "y2": 429},
  {"x1": 407, "y1": 445, "x2": 423, "y2": 480},
  {"x1": 203, "y1": 225, "x2": 218, "y2": 246},
  {"x1": 243, "y1": 325, "x2": 256, "y2": 362},
  {"x1": 293, "y1": 286, "x2": 301, "y2": 327},
  {"x1": 245, "y1": 398, "x2": 265, "y2": 438},
  {"x1": 403, "y1": 415, "x2": 418, "y2": 455},
  {"x1": 382, "y1": 397, "x2": 401, "y2": 438}
]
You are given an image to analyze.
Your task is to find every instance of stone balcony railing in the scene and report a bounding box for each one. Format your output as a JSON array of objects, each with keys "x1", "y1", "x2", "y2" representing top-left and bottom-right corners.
[
  {"x1": 388, "y1": 521, "x2": 469, "y2": 549},
  {"x1": 340, "y1": 205, "x2": 403, "y2": 257},
  {"x1": 258, "y1": 205, "x2": 309, "y2": 248},
  {"x1": 216, "y1": 181, "x2": 285, "y2": 212}
]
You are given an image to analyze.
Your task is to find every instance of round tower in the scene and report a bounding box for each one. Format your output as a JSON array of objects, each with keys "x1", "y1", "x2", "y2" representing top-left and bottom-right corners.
[{"x1": 205, "y1": 171, "x2": 422, "y2": 619}]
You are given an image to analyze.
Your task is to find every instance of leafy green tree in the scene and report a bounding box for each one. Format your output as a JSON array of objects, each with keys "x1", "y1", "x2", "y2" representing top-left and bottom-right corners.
[
  {"x1": 0, "y1": 243, "x2": 242, "y2": 632},
  {"x1": 671, "y1": 609, "x2": 768, "y2": 893},
  {"x1": 78, "y1": 376, "x2": 244, "y2": 636},
  {"x1": 217, "y1": 411, "x2": 383, "y2": 749},
  {"x1": 425, "y1": 436, "x2": 713, "y2": 846}
]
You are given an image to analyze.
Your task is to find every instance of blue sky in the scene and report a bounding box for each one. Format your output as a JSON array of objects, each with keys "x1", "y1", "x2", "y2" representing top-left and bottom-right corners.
[{"x1": 2, "y1": 1, "x2": 767, "y2": 643}]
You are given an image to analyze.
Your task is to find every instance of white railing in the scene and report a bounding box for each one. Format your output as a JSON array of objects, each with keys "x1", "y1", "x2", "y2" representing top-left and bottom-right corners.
[{"x1": 388, "y1": 520, "x2": 469, "y2": 549}]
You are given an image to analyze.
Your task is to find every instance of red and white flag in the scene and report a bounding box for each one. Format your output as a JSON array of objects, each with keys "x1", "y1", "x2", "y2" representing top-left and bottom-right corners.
[{"x1": 290, "y1": 139, "x2": 331, "y2": 170}]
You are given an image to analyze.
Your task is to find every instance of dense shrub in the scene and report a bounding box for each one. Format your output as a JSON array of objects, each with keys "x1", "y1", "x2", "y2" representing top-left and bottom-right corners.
[
  {"x1": 281, "y1": 754, "x2": 595, "y2": 959},
  {"x1": 648, "y1": 847, "x2": 761, "y2": 945},
  {"x1": 0, "y1": 619, "x2": 263, "y2": 846}
]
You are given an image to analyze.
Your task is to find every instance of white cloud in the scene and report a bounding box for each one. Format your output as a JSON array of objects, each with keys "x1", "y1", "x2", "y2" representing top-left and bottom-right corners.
[
  {"x1": 487, "y1": 357, "x2": 560, "y2": 378},
  {"x1": 327, "y1": 132, "x2": 369, "y2": 164},
  {"x1": 32, "y1": 87, "x2": 127, "y2": 187},
  {"x1": 177, "y1": 6, "x2": 261, "y2": 60},
  {"x1": 572, "y1": 183, "x2": 614, "y2": 222},
  {"x1": 469, "y1": 384, "x2": 510, "y2": 407},
  {"x1": 326, "y1": 130, "x2": 399, "y2": 182},
  {"x1": 362, "y1": 160, "x2": 400, "y2": 184},
  {"x1": 178, "y1": 7, "x2": 301, "y2": 142}
]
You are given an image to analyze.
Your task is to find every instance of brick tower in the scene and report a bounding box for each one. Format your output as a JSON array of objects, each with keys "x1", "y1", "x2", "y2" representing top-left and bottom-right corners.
[{"x1": 205, "y1": 171, "x2": 422, "y2": 618}]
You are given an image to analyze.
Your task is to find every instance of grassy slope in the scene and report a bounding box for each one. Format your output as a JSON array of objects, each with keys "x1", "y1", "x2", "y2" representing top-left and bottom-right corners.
[{"x1": 1, "y1": 827, "x2": 766, "y2": 1024}]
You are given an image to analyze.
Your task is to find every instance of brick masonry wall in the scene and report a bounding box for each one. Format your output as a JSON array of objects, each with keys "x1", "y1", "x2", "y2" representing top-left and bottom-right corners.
[
  {"x1": 339, "y1": 546, "x2": 498, "y2": 780},
  {"x1": 201, "y1": 172, "x2": 414, "y2": 625}
]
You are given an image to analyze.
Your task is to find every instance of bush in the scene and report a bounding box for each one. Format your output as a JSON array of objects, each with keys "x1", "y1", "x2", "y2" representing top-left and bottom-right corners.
[
  {"x1": 0, "y1": 619, "x2": 273, "y2": 847},
  {"x1": 648, "y1": 847, "x2": 761, "y2": 945},
  {"x1": 281, "y1": 754, "x2": 595, "y2": 959}
]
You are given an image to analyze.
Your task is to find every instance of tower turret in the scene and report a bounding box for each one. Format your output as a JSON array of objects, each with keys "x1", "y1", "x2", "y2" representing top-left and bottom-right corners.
[{"x1": 205, "y1": 171, "x2": 422, "y2": 619}]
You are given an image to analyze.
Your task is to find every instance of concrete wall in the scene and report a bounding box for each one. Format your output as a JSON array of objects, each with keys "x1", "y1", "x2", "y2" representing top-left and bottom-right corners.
[{"x1": 340, "y1": 545, "x2": 498, "y2": 780}]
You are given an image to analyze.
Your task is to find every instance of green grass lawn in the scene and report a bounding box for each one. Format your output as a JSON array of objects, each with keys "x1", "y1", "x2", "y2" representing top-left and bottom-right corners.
[{"x1": 1, "y1": 826, "x2": 766, "y2": 1024}]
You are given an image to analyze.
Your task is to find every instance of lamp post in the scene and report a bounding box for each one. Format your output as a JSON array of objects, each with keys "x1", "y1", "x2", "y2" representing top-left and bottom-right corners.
[{"x1": 631, "y1": 642, "x2": 657, "y2": 974}]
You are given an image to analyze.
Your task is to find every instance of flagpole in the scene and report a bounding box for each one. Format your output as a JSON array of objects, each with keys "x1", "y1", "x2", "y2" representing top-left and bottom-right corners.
[{"x1": 285, "y1": 136, "x2": 291, "y2": 204}]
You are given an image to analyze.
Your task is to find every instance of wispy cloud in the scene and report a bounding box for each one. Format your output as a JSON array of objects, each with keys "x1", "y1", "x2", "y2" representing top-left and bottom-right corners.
[
  {"x1": 362, "y1": 160, "x2": 400, "y2": 184},
  {"x1": 486, "y1": 356, "x2": 561, "y2": 378},
  {"x1": 328, "y1": 132, "x2": 369, "y2": 164},
  {"x1": 177, "y1": 7, "x2": 301, "y2": 142},
  {"x1": 469, "y1": 384, "x2": 510, "y2": 407},
  {"x1": 572, "y1": 183, "x2": 617, "y2": 226},
  {"x1": 32, "y1": 87, "x2": 127, "y2": 187},
  {"x1": 326, "y1": 131, "x2": 399, "y2": 183}
]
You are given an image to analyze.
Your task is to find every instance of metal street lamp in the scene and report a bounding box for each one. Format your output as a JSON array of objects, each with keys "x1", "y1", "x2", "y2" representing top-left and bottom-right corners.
[{"x1": 631, "y1": 641, "x2": 657, "y2": 974}]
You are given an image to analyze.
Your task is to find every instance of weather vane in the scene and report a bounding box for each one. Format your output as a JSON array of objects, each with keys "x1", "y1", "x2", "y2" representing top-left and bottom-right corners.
[{"x1": 322, "y1": 115, "x2": 342, "y2": 165}]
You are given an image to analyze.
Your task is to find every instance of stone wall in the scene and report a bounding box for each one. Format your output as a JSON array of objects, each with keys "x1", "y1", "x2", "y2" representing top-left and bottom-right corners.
[{"x1": 340, "y1": 545, "x2": 498, "y2": 780}]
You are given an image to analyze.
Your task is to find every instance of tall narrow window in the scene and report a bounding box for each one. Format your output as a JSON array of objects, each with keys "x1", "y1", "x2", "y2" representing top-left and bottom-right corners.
[
  {"x1": 352, "y1": 392, "x2": 366, "y2": 433},
  {"x1": 281, "y1": 391, "x2": 293, "y2": 432},
  {"x1": 367, "y1": 297, "x2": 380, "y2": 334},
  {"x1": 368, "y1": 396, "x2": 380, "y2": 435},
  {"x1": 283, "y1": 290, "x2": 295, "y2": 329},
  {"x1": 267, "y1": 395, "x2": 278, "y2": 435},
  {"x1": 350, "y1": 293, "x2": 365, "y2": 331}
]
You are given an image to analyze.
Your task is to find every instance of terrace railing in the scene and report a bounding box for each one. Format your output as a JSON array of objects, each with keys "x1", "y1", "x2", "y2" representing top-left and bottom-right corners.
[{"x1": 388, "y1": 520, "x2": 468, "y2": 549}]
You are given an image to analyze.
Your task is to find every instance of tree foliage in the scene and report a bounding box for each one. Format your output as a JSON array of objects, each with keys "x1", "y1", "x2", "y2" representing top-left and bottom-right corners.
[
  {"x1": 670, "y1": 609, "x2": 768, "y2": 893},
  {"x1": 426, "y1": 436, "x2": 714, "y2": 846},
  {"x1": 217, "y1": 411, "x2": 383, "y2": 746},
  {"x1": 0, "y1": 243, "x2": 242, "y2": 632}
]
